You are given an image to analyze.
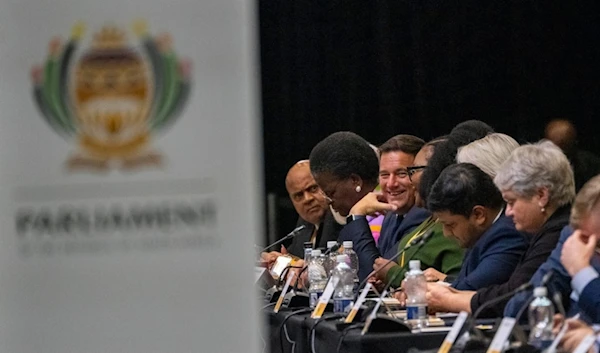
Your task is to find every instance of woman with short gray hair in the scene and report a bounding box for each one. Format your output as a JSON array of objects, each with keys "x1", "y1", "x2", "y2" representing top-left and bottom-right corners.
[{"x1": 494, "y1": 140, "x2": 576, "y2": 221}]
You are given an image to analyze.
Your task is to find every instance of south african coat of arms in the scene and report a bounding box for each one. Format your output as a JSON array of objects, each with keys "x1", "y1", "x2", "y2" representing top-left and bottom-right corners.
[{"x1": 31, "y1": 21, "x2": 192, "y2": 172}]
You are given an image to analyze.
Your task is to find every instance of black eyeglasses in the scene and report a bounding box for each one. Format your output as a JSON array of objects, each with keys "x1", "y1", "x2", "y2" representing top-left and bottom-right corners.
[{"x1": 407, "y1": 165, "x2": 427, "y2": 178}]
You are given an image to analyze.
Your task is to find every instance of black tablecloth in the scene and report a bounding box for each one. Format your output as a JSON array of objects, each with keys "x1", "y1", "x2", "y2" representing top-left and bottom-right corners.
[{"x1": 263, "y1": 307, "x2": 447, "y2": 353}]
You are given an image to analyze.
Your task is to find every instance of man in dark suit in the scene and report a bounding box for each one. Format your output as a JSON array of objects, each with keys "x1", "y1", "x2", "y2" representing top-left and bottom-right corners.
[
  {"x1": 262, "y1": 160, "x2": 342, "y2": 262},
  {"x1": 339, "y1": 134, "x2": 432, "y2": 281}
]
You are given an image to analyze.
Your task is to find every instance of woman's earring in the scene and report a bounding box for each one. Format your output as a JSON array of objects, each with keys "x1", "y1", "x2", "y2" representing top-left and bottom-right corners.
[{"x1": 355, "y1": 185, "x2": 361, "y2": 193}]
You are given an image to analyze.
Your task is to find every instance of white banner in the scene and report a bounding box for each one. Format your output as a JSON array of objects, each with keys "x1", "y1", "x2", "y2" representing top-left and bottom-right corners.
[{"x1": 0, "y1": 1, "x2": 261, "y2": 352}]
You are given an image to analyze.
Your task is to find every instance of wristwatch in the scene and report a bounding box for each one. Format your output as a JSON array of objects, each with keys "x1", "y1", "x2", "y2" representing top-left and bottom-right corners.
[{"x1": 346, "y1": 214, "x2": 366, "y2": 224}]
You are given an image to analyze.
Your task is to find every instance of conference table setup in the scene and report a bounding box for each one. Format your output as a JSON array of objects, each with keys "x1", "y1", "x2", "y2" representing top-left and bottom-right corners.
[
  {"x1": 256, "y1": 267, "x2": 518, "y2": 353},
  {"x1": 256, "y1": 259, "x2": 567, "y2": 353},
  {"x1": 262, "y1": 303, "x2": 452, "y2": 353}
]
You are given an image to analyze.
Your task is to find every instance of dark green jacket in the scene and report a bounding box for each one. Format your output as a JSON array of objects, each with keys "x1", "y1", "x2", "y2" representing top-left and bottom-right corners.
[{"x1": 385, "y1": 221, "x2": 464, "y2": 288}]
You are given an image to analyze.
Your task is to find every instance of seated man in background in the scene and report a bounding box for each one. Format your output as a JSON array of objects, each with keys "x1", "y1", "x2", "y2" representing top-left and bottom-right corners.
[
  {"x1": 504, "y1": 174, "x2": 600, "y2": 323},
  {"x1": 544, "y1": 118, "x2": 600, "y2": 192},
  {"x1": 262, "y1": 160, "x2": 342, "y2": 263},
  {"x1": 425, "y1": 163, "x2": 528, "y2": 291}
]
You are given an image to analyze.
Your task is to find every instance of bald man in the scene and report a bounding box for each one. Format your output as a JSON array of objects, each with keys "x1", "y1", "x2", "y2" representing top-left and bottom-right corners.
[
  {"x1": 265, "y1": 161, "x2": 342, "y2": 259},
  {"x1": 545, "y1": 119, "x2": 600, "y2": 191}
]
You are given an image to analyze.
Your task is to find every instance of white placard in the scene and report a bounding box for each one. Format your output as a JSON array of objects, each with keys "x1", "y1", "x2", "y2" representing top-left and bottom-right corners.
[
  {"x1": 344, "y1": 282, "x2": 372, "y2": 323},
  {"x1": 311, "y1": 277, "x2": 339, "y2": 319},
  {"x1": 274, "y1": 272, "x2": 296, "y2": 313},
  {"x1": 437, "y1": 311, "x2": 469, "y2": 353},
  {"x1": 0, "y1": 1, "x2": 260, "y2": 353},
  {"x1": 486, "y1": 317, "x2": 516, "y2": 353}
]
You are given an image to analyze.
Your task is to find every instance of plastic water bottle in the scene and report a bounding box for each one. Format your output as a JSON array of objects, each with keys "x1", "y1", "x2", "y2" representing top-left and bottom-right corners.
[
  {"x1": 303, "y1": 241, "x2": 313, "y2": 263},
  {"x1": 325, "y1": 241, "x2": 338, "y2": 275},
  {"x1": 528, "y1": 286, "x2": 555, "y2": 350},
  {"x1": 307, "y1": 249, "x2": 328, "y2": 309},
  {"x1": 342, "y1": 241, "x2": 359, "y2": 273},
  {"x1": 404, "y1": 260, "x2": 427, "y2": 329},
  {"x1": 342, "y1": 241, "x2": 360, "y2": 294},
  {"x1": 332, "y1": 254, "x2": 355, "y2": 313}
]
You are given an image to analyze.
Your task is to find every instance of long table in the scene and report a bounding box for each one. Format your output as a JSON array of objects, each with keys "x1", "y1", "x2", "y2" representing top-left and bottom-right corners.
[{"x1": 263, "y1": 306, "x2": 448, "y2": 353}]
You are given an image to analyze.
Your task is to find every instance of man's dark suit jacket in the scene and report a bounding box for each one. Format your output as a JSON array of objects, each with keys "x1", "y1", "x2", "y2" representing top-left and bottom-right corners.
[
  {"x1": 469, "y1": 205, "x2": 571, "y2": 318},
  {"x1": 339, "y1": 206, "x2": 431, "y2": 281},
  {"x1": 579, "y1": 277, "x2": 600, "y2": 323},
  {"x1": 283, "y1": 211, "x2": 343, "y2": 258},
  {"x1": 451, "y1": 213, "x2": 528, "y2": 291},
  {"x1": 377, "y1": 207, "x2": 432, "y2": 259}
]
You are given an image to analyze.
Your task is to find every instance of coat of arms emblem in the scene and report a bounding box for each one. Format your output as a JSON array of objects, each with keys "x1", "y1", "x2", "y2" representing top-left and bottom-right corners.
[{"x1": 31, "y1": 21, "x2": 192, "y2": 172}]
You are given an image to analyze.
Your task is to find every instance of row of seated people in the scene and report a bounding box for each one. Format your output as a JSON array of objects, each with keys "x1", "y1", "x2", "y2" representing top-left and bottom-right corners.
[{"x1": 262, "y1": 119, "x2": 600, "y2": 352}]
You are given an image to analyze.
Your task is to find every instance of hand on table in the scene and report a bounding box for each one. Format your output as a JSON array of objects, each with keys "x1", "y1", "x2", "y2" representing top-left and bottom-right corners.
[
  {"x1": 261, "y1": 251, "x2": 282, "y2": 268},
  {"x1": 552, "y1": 314, "x2": 565, "y2": 335},
  {"x1": 560, "y1": 319, "x2": 595, "y2": 353},
  {"x1": 423, "y1": 268, "x2": 447, "y2": 282}
]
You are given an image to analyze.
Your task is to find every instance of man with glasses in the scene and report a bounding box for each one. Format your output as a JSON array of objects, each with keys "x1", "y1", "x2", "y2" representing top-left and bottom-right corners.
[
  {"x1": 339, "y1": 134, "x2": 434, "y2": 280},
  {"x1": 372, "y1": 137, "x2": 465, "y2": 289}
]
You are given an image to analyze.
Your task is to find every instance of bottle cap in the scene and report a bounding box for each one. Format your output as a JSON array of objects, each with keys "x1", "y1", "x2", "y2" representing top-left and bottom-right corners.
[
  {"x1": 342, "y1": 241, "x2": 353, "y2": 249},
  {"x1": 533, "y1": 286, "x2": 547, "y2": 297},
  {"x1": 327, "y1": 241, "x2": 337, "y2": 249},
  {"x1": 311, "y1": 249, "x2": 322, "y2": 257},
  {"x1": 409, "y1": 260, "x2": 421, "y2": 270},
  {"x1": 336, "y1": 254, "x2": 349, "y2": 263},
  {"x1": 303, "y1": 242, "x2": 313, "y2": 248}
]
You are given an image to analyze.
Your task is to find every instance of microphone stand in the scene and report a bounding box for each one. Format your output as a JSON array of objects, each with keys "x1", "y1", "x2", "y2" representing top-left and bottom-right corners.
[
  {"x1": 334, "y1": 230, "x2": 434, "y2": 332},
  {"x1": 354, "y1": 229, "x2": 435, "y2": 302},
  {"x1": 509, "y1": 271, "x2": 557, "y2": 350},
  {"x1": 265, "y1": 265, "x2": 304, "y2": 303},
  {"x1": 457, "y1": 272, "x2": 555, "y2": 353},
  {"x1": 259, "y1": 224, "x2": 307, "y2": 253},
  {"x1": 360, "y1": 270, "x2": 411, "y2": 334}
]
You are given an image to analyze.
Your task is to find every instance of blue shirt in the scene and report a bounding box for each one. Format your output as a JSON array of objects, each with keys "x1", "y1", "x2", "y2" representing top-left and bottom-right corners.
[{"x1": 504, "y1": 225, "x2": 600, "y2": 323}]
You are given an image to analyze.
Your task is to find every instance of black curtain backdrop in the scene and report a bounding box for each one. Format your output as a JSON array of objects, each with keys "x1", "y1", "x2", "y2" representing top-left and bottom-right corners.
[{"x1": 258, "y1": 1, "x2": 600, "y2": 239}]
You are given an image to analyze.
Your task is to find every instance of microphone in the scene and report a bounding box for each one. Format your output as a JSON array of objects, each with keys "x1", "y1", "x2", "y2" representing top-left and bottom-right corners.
[
  {"x1": 259, "y1": 224, "x2": 307, "y2": 253},
  {"x1": 354, "y1": 228, "x2": 435, "y2": 300}
]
